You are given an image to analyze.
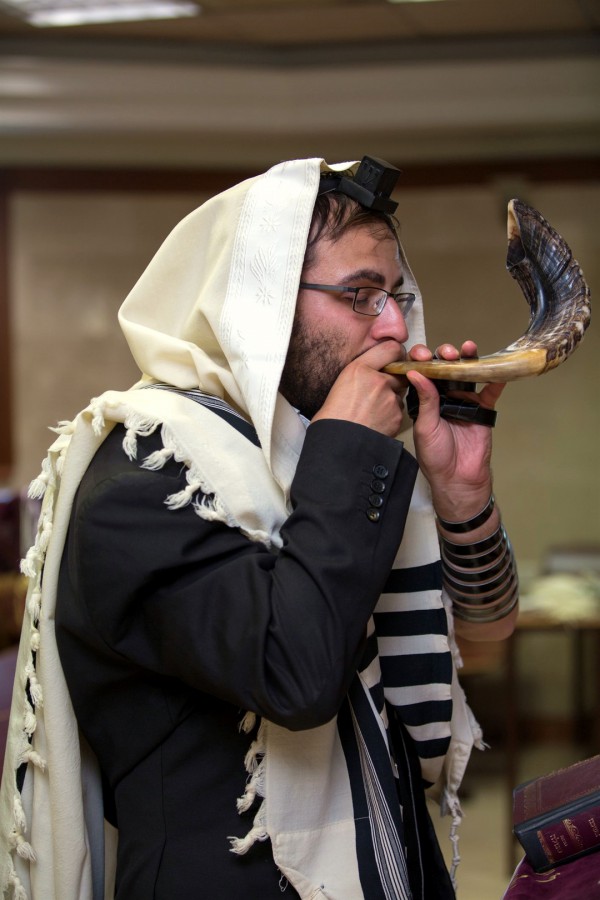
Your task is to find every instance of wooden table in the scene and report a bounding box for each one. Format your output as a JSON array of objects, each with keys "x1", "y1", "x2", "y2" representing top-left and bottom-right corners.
[{"x1": 504, "y1": 609, "x2": 600, "y2": 871}]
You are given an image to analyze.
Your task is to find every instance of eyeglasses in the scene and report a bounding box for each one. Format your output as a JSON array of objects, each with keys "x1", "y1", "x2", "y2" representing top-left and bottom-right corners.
[{"x1": 299, "y1": 282, "x2": 416, "y2": 318}]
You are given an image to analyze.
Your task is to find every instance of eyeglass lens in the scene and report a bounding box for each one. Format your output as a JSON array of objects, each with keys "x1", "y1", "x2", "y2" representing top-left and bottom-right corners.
[{"x1": 354, "y1": 288, "x2": 415, "y2": 316}]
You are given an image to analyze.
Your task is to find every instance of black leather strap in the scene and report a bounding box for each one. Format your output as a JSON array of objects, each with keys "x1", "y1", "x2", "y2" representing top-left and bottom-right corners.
[
  {"x1": 406, "y1": 382, "x2": 497, "y2": 428},
  {"x1": 437, "y1": 494, "x2": 495, "y2": 534}
]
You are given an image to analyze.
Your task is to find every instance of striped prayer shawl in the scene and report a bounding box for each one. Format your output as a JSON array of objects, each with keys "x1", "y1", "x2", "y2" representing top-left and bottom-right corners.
[
  {"x1": 338, "y1": 548, "x2": 452, "y2": 897},
  {"x1": 0, "y1": 385, "x2": 458, "y2": 900},
  {"x1": 1, "y1": 158, "x2": 469, "y2": 900},
  {"x1": 152, "y1": 386, "x2": 454, "y2": 898}
]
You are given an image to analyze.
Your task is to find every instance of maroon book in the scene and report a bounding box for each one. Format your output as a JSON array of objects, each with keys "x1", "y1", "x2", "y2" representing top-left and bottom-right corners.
[{"x1": 513, "y1": 755, "x2": 600, "y2": 872}]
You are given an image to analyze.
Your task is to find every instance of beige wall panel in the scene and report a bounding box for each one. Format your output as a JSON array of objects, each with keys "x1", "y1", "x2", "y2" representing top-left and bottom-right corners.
[{"x1": 9, "y1": 192, "x2": 207, "y2": 487}]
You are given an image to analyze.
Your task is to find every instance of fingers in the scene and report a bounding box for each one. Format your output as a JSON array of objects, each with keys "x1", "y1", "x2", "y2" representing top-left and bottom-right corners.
[
  {"x1": 406, "y1": 368, "x2": 506, "y2": 429},
  {"x1": 359, "y1": 339, "x2": 406, "y2": 372},
  {"x1": 459, "y1": 340, "x2": 478, "y2": 359},
  {"x1": 405, "y1": 370, "x2": 440, "y2": 427},
  {"x1": 479, "y1": 381, "x2": 506, "y2": 407},
  {"x1": 408, "y1": 340, "x2": 480, "y2": 362},
  {"x1": 407, "y1": 341, "x2": 505, "y2": 414},
  {"x1": 312, "y1": 340, "x2": 408, "y2": 438},
  {"x1": 407, "y1": 343, "x2": 434, "y2": 361}
]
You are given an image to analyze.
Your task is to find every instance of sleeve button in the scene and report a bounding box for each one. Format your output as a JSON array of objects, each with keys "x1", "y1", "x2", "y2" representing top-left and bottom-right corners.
[
  {"x1": 371, "y1": 479, "x2": 386, "y2": 493},
  {"x1": 373, "y1": 464, "x2": 389, "y2": 478},
  {"x1": 367, "y1": 508, "x2": 381, "y2": 522},
  {"x1": 368, "y1": 494, "x2": 384, "y2": 507}
]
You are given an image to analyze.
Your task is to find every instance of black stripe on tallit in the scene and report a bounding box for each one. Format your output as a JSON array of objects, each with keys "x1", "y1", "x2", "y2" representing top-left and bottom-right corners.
[
  {"x1": 369, "y1": 681, "x2": 386, "y2": 718},
  {"x1": 380, "y1": 652, "x2": 452, "y2": 687},
  {"x1": 142, "y1": 384, "x2": 261, "y2": 447},
  {"x1": 411, "y1": 735, "x2": 452, "y2": 760},
  {"x1": 358, "y1": 630, "x2": 379, "y2": 671},
  {"x1": 374, "y1": 608, "x2": 448, "y2": 637},
  {"x1": 395, "y1": 699, "x2": 453, "y2": 727},
  {"x1": 382, "y1": 561, "x2": 442, "y2": 594},
  {"x1": 338, "y1": 677, "x2": 411, "y2": 900},
  {"x1": 389, "y1": 711, "x2": 456, "y2": 898},
  {"x1": 337, "y1": 695, "x2": 389, "y2": 900}
]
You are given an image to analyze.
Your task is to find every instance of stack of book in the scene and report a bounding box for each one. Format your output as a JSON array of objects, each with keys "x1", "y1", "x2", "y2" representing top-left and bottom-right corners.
[{"x1": 513, "y1": 754, "x2": 600, "y2": 872}]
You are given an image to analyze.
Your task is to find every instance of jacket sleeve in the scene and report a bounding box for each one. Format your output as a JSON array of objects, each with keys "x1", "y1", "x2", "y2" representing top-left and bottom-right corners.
[{"x1": 63, "y1": 419, "x2": 418, "y2": 730}]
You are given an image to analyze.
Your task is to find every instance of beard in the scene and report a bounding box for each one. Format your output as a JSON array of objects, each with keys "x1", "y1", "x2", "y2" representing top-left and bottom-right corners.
[{"x1": 279, "y1": 315, "x2": 349, "y2": 420}]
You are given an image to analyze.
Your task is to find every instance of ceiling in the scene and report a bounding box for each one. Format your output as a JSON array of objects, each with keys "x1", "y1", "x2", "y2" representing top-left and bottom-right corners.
[
  {"x1": 0, "y1": 0, "x2": 598, "y2": 169},
  {"x1": 0, "y1": 0, "x2": 598, "y2": 54}
]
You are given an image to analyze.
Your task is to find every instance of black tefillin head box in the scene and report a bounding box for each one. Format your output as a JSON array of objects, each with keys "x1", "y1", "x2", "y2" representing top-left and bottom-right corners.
[{"x1": 318, "y1": 155, "x2": 401, "y2": 215}]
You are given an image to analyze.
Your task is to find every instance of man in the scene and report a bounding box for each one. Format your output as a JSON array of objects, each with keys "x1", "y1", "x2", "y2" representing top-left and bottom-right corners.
[{"x1": 0, "y1": 157, "x2": 517, "y2": 900}]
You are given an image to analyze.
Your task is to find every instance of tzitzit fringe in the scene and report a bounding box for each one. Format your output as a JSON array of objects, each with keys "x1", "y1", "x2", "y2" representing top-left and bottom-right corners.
[
  {"x1": 230, "y1": 718, "x2": 268, "y2": 854},
  {"x1": 6, "y1": 426, "x2": 70, "y2": 898},
  {"x1": 3, "y1": 403, "x2": 271, "y2": 898}
]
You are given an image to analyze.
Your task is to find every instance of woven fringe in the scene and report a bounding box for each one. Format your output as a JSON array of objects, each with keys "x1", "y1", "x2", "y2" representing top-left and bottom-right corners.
[
  {"x1": 236, "y1": 759, "x2": 265, "y2": 814},
  {"x1": 448, "y1": 813, "x2": 462, "y2": 888},
  {"x1": 23, "y1": 705, "x2": 37, "y2": 737},
  {"x1": 192, "y1": 493, "x2": 227, "y2": 521},
  {"x1": 239, "y1": 711, "x2": 257, "y2": 734},
  {"x1": 15, "y1": 732, "x2": 33, "y2": 769},
  {"x1": 90, "y1": 398, "x2": 107, "y2": 436},
  {"x1": 19, "y1": 550, "x2": 42, "y2": 581},
  {"x1": 3, "y1": 396, "x2": 277, "y2": 900},
  {"x1": 140, "y1": 447, "x2": 175, "y2": 471},
  {"x1": 228, "y1": 801, "x2": 268, "y2": 856},
  {"x1": 237, "y1": 719, "x2": 266, "y2": 813},
  {"x1": 237, "y1": 746, "x2": 266, "y2": 813},
  {"x1": 115, "y1": 414, "x2": 278, "y2": 861},
  {"x1": 166, "y1": 481, "x2": 203, "y2": 510},
  {"x1": 439, "y1": 785, "x2": 464, "y2": 887},
  {"x1": 4, "y1": 437, "x2": 68, "y2": 899},
  {"x1": 20, "y1": 749, "x2": 46, "y2": 772},
  {"x1": 23, "y1": 663, "x2": 42, "y2": 709},
  {"x1": 230, "y1": 720, "x2": 268, "y2": 851},
  {"x1": 121, "y1": 412, "x2": 160, "y2": 461},
  {"x1": 12, "y1": 797, "x2": 26, "y2": 833},
  {"x1": 6, "y1": 863, "x2": 28, "y2": 900},
  {"x1": 8, "y1": 829, "x2": 35, "y2": 863},
  {"x1": 466, "y1": 703, "x2": 487, "y2": 752},
  {"x1": 49, "y1": 419, "x2": 76, "y2": 435}
]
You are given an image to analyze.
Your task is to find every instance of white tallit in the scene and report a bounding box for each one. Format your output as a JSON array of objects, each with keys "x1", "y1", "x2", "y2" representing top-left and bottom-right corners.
[{"x1": 0, "y1": 158, "x2": 482, "y2": 900}]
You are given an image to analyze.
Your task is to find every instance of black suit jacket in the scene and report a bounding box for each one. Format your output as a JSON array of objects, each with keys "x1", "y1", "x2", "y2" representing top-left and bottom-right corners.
[{"x1": 56, "y1": 417, "x2": 418, "y2": 899}]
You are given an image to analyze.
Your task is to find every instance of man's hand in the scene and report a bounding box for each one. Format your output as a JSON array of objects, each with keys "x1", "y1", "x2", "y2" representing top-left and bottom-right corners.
[
  {"x1": 406, "y1": 341, "x2": 505, "y2": 522},
  {"x1": 312, "y1": 340, "x2": 408, "y2": 438}
]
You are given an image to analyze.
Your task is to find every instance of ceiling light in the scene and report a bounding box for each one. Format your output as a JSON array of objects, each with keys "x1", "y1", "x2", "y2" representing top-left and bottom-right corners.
[{"x1": 0, "y1": 0, "x2": 200, "y2": 27}]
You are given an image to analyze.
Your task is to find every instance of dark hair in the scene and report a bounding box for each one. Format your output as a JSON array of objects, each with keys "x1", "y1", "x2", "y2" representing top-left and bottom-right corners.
[{"x1": 303, "y1": 192, "x2": 399, "y2": 270}]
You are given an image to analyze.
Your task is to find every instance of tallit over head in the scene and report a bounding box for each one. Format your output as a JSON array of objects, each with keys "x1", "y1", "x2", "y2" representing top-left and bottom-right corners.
[{"x1": 118, "y1": 157, "x2": 426, "y2": 491}]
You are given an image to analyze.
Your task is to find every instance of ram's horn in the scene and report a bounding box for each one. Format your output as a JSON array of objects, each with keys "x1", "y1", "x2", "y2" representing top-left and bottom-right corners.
[{"x1": 385, "y1": 199, "x2": 591, "y2": 382}]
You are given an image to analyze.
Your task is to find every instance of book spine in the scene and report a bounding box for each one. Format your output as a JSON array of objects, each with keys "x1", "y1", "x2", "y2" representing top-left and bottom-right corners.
[{"x1": 516, "y1": 803, "x2": 600, "y2": 872}]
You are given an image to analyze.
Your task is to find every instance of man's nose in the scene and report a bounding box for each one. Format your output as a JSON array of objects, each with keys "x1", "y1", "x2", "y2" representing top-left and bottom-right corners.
[{"x1": 370, "y1": 296, "x2": 409, "y2": 343}]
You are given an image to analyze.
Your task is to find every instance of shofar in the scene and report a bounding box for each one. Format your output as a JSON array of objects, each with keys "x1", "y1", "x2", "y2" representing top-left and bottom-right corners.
[{"x1": 385, "y1": 199, "x2": 591, "y2": 382}]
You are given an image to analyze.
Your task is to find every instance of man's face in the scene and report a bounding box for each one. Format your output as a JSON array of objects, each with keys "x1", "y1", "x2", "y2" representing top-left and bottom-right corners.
[{"x1": 279, "y1": 223, "x2": 409, "y2": 419}]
